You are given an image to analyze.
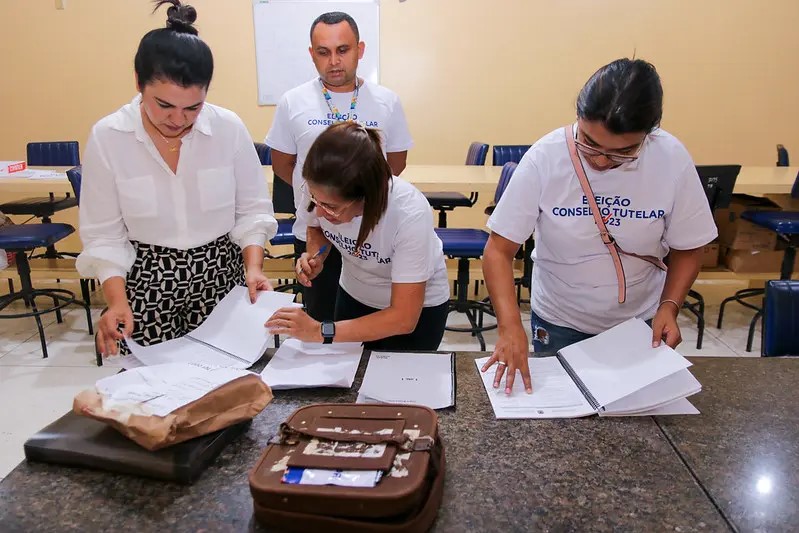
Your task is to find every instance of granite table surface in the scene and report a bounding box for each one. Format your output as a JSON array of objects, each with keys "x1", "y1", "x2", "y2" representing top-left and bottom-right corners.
[
  {"x1": 655, "y1": 357, "x2": 799, "y2": 533},
  {"x1": 2, "y1": 353, "x2": 773, "y2": 532}
]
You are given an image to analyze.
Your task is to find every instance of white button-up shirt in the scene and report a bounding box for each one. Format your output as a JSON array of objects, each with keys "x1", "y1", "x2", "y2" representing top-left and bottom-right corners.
[{"x1": 76, "y1": 95, "x2": 277, "y2": 283}]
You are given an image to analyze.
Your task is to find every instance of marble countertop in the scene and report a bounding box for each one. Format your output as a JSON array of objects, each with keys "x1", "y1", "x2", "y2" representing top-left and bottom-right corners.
[
  {"x1": 656, "y1": 357, "x2": 799, "y2": 533},
  {"x1": 3, "y1": 354, "x2": 790, "y2": 532}
]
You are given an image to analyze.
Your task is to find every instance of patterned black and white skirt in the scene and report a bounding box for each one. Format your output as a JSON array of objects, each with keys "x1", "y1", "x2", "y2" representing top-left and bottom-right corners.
[{"x1": 119, "y1": 234, "x2": 245, "y2": 354}]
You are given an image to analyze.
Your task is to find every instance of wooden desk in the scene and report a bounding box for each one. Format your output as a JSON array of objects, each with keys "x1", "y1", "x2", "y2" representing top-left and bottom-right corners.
[
  {"x1": 1, "y1": 165, "x2": 796, "y2": 198},
  {"x1": 732, "y1": 166, "x2": 798, "y2": 195}
]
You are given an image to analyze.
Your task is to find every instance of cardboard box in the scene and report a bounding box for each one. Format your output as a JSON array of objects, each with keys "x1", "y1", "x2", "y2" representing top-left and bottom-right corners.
[
  {"x1": 721, "y1": 246, "x2": 784, "y2": 274},
  {"x1": 713, "y1": 194, "x2": 780, "y2": 251},
  {"x1": 0, "y1": 161, "x2": 26, "y2": 175},
  {"x1": 700, "y1": 241, "x2": 719, "y2": 269},
  {"x1": 764, "y1": 193, "x2": 799, "y2": 211}
]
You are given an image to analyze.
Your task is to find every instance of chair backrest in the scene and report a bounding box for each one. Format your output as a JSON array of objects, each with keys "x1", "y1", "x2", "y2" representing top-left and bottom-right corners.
[
  {"x1": 254, "y1": 142, "x2": 272, "y2": 165},
  {"x1": 492, "y1": 145, "x2": 531, "y2": 166},
  {"x1": 763, "y1": 280, "x2": 799, "y2": 356},
  {"x1": 465, "y1": 142, "x2": 489, "y2": 166},
  {"x1": 66, "y1": 166, "x2": 82, "y2": 204},
  {"x1": 494, "y1": 162, "x2": 518, "y2": 205},
  {"x1": 776, "y1": 144, "x2": 789, "y2": 167},
  {"x1": 254, "y1": 142, "x2": 295, "y2": 215},
  {"x1": 27, "y1": 141, "x2": 80, "y2": 166}
]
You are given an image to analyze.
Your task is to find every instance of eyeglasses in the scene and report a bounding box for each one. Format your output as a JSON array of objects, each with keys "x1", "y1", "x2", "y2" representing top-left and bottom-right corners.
[
  {"x1": 574, "y1": 129, "x2": 646, "y2": 164},
  {"x1": 301, "y1": 181, "x2": 355, "y2": 218}
]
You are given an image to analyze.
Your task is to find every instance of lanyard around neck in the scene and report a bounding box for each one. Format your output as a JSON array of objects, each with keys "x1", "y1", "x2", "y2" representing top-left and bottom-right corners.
[{"x1": 320, "y1": 78, "x2": 360, "y2": 122}]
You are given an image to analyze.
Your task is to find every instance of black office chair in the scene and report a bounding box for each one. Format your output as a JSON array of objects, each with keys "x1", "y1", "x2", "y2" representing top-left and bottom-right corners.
[
  {"x1": 492, "y1": 145, "x2": 531, "y2": 166},
  {"x1": 0, "y1": 141, "x2": 80, "y2": 259},
  {"x1": 424, "y1": 142, "x2": 488, "y2": 228},
  {"x1": 761, "y1": 280, "x2": 799, "y2": 356}
]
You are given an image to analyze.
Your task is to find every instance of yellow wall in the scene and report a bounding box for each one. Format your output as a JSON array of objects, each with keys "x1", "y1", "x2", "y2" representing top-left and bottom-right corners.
[{"x1": 1, "y1": 0, "x2": 797, "y2": 167}]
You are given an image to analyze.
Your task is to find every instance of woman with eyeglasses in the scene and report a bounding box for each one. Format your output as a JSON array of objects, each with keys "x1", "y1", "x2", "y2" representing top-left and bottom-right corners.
[
  {"x1": 481, "y1": 58, "x2": 717, "y2": 394},
  {"x1": 265, "y1": 122, "x2": 450, "y2": 349}
]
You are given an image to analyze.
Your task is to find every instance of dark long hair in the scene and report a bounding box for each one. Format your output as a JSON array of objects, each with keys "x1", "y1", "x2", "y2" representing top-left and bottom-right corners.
[
  {"x1": 134, "y1": 1, "x2": 213, "y2": 90},
  {"x1": 303, "y1": 122, "x2": 391, "y2": 252},
  {"x1": 576, "y1": 58, "x2": 663, "y2": 134}
]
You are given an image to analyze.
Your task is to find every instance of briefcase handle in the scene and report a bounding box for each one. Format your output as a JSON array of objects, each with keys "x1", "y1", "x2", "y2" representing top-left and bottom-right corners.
[{"x1": 271, "y1": 422, "x2": 435, "y2": 452}]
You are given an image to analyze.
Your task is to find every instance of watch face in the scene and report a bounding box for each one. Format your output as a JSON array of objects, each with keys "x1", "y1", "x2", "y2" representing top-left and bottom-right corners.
[{"x1": 322, "y1": 322, "x2": 335, "y2": 336}]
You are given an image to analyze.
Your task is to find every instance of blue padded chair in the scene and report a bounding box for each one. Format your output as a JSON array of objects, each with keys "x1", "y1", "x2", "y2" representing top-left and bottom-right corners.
[
  {"x1": 718, "y1": 210, "x2": 799, "y2": 351},
  {"x1": 435, "y1": 228, "x2": 496, "y2": 351},
  {"x1": 27, "y1": 141, "x2": 81, "y2": 166},
  {"x1": 255, "y1": 142, "x2": 299, "y2": 295},
  {"x1": 65, "y1": 165, "x2": 97, "y2": 300},
  {"x1": 762, "y1": 280, "x2": 799, "y2": 356},
  {"x1": 424, "y1": 142, "x2": 489, "y2": 228},
  {"x1": 492, "y1": 145, "x2": 531, "y2": 166},
  {"x1": 482, "y1": 162, "x2": 531, "y2": 304},
  {"x1": 0, "y1": 223, "x2": 94, "y2": 361},
  {"x1": 0, "y1": 141, "x2": 81, "y2": 259},
  {"x1": 777, "y1": 144, "x2": 789, "y2": 167}
]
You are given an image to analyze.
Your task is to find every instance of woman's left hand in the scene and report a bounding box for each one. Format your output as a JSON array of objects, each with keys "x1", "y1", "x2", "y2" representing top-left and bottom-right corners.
[
  {"x1": 266, "y1": 307, "x2": 322, "y2": 342},
  {"x1": 651, "y1": 302, "x2": 682, "y2": 348},
  {"x1": 245, "y1": 270, "x2": 273, "y2": 303}
]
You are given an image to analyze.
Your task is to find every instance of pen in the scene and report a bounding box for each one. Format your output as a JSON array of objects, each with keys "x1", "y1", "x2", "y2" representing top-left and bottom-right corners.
[{"x1": 311, "y1": 245, "x2": 328, "y2": 260}]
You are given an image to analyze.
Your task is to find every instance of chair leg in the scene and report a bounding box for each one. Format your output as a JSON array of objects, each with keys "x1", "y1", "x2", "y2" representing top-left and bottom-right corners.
[
  {"x1": 746, "y1": 310, "x2": 762, "y2": 353},
  {"x1": 52, "y1": 295, "x2": 63, "y2": 323},
  {"x1": 6, "y1": 279, "x2": 12, "y2": 294},
  {"x1": 25, "y1": 296, "x2": 49, "y2": 359}
]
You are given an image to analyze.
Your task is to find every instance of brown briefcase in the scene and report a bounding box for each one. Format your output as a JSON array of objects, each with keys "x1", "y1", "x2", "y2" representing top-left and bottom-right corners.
[{"x1": 249, "y1": 403, "x2": 445, "y2": 532}]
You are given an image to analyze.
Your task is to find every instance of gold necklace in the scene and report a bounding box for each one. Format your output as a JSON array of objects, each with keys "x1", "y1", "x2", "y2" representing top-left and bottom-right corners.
[{"x1": 156, "y1": 130, "x2": 181, "y2": 152}]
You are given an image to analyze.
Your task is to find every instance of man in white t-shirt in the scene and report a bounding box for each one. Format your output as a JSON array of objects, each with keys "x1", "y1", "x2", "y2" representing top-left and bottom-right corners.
[
  {"x1": 265, "y1": 11, "x2": 413, "y2": 321},
  {"x1": 481, "y1": 58, "x2": 717, "y2": 395}
]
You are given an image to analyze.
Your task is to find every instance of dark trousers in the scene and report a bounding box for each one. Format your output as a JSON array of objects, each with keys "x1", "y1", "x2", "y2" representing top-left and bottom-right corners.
[
  {"x1": 294, "y1": 238, "x2": 342, "y2": 322},
  {"x1": 334, "y1": 287, "x2": 448, "y2": 351}
]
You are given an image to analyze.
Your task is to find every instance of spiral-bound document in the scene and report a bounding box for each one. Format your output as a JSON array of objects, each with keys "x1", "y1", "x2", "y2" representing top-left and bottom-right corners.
[{"x1": 476, "y1": 318, "x2": 701, "y2": 419}]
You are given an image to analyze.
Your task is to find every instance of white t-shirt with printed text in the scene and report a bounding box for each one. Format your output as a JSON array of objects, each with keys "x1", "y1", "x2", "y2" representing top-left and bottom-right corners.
[
  {"x1": 487, "y1": 125, "x2": 718, "y2": 334},
  {"x1": 296, "y1": 177, "x2": 449, "y2": 310},
  {"x1": 265, "y1": 78, "x2": 414, "y2": 240}
]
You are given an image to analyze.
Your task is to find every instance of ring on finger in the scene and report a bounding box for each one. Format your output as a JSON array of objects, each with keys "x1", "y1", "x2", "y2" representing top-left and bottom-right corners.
[{"x1": 497, "y1": 361, "x2": 507, "y2": 367}]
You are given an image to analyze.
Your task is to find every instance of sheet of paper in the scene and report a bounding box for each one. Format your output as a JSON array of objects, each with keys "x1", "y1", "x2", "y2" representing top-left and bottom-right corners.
[
  {"x1": 558, "y1": 318, "x2": 693, "y2": 409},
  {"x1": 358, "y1": 352, "x2": 454, "y2": 410},
  {"x1": 125, "y1": 336, "x2": 248, "y2": 369},
  {"x1": 475, "y1": 356, "x2": 595, "y2": 419},
  {"x1": 94, "y1": 363, "x2": 253, "y2": 416},
  {"x1": 601, "y1": 368, "x2": 701, "y2": 415},
  {"x1": 188, "y1": 286, "x2": 296, "y2": 363},
  {"x1": 260, "y1": 338, "x2": 363, "y2": 389},
  {"x1": 600, "y1": 397, "x2": 699, "y2": 417},
  {"x1": 25, "y1": 169, "x2": 68, "y2": 180}
]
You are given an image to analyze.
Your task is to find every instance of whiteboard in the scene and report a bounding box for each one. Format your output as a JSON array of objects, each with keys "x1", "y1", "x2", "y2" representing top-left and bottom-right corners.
[{"x1": 252, "y1": 0, "x2": 380, "y2": 105}]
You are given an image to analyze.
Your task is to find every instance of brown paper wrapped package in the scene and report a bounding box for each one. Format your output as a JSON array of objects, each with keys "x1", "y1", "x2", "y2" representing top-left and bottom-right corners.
[{"x1": 73, "y1": 374, "x2": 273, "y2": 451}]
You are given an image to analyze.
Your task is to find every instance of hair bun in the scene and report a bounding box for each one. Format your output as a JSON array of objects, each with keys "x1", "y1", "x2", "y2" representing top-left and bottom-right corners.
[{"x1": 155, "y1": 1, "x2": 198, "y2": 35}]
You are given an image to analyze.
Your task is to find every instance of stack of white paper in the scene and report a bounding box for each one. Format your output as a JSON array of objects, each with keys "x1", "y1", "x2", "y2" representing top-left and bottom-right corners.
[
  {"x1": 260, "y1": 338, "x2": 363, "y2": 389},
  {"x1": 95, "y1": 363, "x2": 254, "y2": 416},
  {"x1": 121, "y1": 287, "x2": 297, "y2": 369},
  {"x1": 357, "y1": 352, "x2": 455, "y2": 410},
  {"x1": 476, "y1": 318, "x2": 701, "y2": 419}
]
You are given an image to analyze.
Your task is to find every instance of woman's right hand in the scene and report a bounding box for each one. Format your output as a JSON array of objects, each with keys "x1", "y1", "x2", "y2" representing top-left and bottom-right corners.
[
  {"x1": 296, "y1": 252, "x2": 324, "y2": 287},
  {"x1": 96, "y1": 303, "x2": 134, "y2": 357},
  {"x1": 481, "y1": 323, "x2": 532, "y2": 395}
]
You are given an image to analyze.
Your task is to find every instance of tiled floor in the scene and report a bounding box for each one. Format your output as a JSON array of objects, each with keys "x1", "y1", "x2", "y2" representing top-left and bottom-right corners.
[{"x1": 0, "y1": 282, "x2": 763, "y2": 481}]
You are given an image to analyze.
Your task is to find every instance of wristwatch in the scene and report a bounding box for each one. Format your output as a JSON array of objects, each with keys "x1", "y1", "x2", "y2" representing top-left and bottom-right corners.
[{"x1": 321, "y1": 321, "x2": 336, "y2": 344}]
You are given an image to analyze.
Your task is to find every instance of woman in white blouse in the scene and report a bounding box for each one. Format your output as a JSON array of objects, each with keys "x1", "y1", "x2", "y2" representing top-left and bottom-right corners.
[{"x1": 77, "y1": 0, "x2": 277, "y2": 356}]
